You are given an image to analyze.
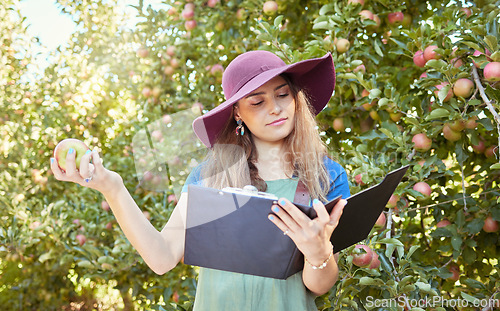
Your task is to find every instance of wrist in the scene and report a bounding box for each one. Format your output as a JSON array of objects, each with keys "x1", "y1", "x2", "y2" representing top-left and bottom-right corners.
[
  {"x1": 305, "y1": 243, "x2": 334, "y2": 270},
  {"x1": 101, "y1": 172, "x2": 125, "y2": 198}
]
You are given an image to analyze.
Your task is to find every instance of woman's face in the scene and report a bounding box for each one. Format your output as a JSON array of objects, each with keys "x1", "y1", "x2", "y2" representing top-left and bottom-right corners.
[{"x1": 234, "y1": 76, "x2": 296, "y2": 146}]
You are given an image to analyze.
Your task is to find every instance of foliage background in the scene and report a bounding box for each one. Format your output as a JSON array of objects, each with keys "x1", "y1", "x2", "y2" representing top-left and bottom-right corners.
[{"x1": 1, "y1": 0, "x2": 499, "y2": 310}]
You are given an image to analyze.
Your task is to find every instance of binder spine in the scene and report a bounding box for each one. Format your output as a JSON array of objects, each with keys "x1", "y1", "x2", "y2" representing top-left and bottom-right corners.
[{"x1": 283, "y1": 246, "x2": 304, "y2": 279}]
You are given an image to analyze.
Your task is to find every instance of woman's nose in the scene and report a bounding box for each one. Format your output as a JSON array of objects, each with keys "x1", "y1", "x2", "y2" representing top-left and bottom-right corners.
[{"x1": 269, "y1": 99, "x2": 282, "y2": 114}]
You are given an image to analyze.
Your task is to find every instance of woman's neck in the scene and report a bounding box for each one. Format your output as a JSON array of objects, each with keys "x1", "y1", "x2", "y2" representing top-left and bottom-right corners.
[{"x1": 253, "y1": 137, "x2": 293, "y2": 180}]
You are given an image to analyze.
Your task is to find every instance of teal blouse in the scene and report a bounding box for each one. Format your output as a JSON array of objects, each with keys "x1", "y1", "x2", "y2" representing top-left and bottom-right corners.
[
  {"x1": 192, "y1": 178, "x2": 317, "y2": 311},
  {"x1": 180, "y1": 157, "x2": 351, "y2": 310}
]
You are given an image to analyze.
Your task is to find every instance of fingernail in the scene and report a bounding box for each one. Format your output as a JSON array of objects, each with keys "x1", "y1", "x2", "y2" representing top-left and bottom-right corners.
[
  {"x1": 272, "y1": 206, "x2": 279, "y2": 213},
  {"x1": 313, "y1": 199, "x2": 320, "y2": 205},
  {"x1": 279, "y1": 199, "x2": 286, "y2": 206},
  {"x1": 68, "y1": 148, "x2": 74, "y2": 154},
  {"x1": 85, "y1": 149, "x2": 91, "y2": 155},
  {"x1": 268, "y1": 215, "x2": 274, "y2": 221}
]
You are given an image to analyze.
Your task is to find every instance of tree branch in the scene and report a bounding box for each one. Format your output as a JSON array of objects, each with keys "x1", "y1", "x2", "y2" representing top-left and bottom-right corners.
[{"x1": 472, "y1": 66, "x2": 500, "y2": 155}]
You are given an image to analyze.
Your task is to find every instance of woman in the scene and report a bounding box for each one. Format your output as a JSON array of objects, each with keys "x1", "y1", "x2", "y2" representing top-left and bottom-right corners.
[{"x1": 50, "y1": 50, "x2": 350, "y2": 310}]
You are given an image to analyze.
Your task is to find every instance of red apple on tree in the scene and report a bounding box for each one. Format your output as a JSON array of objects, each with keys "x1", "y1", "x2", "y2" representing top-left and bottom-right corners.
[
  {"x1": 185, "y1": 20, "x2": 197, "y2": 31},
  {"x1": 142, "y1": 86, "x2": 152, "y2": 98},
  {"x1": 472, "y1": 140, "x2": 486, "y2": 154},
  {"x1": 484, "y1": 146, "x2": 497, "y2": 159},
  {"x1": 75, "y1": 234, "x2": 86, "y2": 246},
  {"x1": 332, "y1": 118, "x2": 345, "y2": 132},
  {"x1": 437, "y1": 219, "x2": 451, "y2": 228},
  {"x1": 434, "y1": 82, "x2": 453, "y2": 102},
  {"x1": 335, "y1": 38, "x2": 350, "y2": 53},
  {"x1": 207, "y1": 0, "x2": 219, "y2": 8},
  {"x1": 354, "y1": 173, "x2": 365, "y2": 185},
  {"x1": 413, "y1": 50, "x2": 426, "y2": 67},
  {"x1": 412, "y1": 133, "x2": 432, "y2": 152},
  {"x1": 483, "y1": 216, "x2": 499, "y2": 233},
  {"x1": 442, "y1": 124, "x2": 462, "y2": 142},
  {"x1": 101, "y1": 200, "x2": 110, "y2": 212},
  {"x1": 448, "y1": 263, "x2": 460, "y2": 281},
  {"x1": 423, "y1": 45, "x2": 441, "y2": 62},
  {"x1": 464, "y1": 116, "x2": 478, "y2": 129},
  {"x1": 136, "y1": 47, "x2": 149, "y2": 58},
  {"x1": 263, "y1": 1, "x2": 278, "y2": 15},
  {"x1": 347, "y1": 0, "x2": 364, "y2": 5},
  {"x1": 484, "y1": 62, "x2": 500, "y2": 82},
  {"x1": 359, "y1": 10, "x2": 374, "y2": 21},
  {"x1": 413, "y1": 181, "x2": 431, "y2": 200},
  {"x1": 54, "y1": 138, "x2": 90, "y2": 172},
  {"x1": 352, "y1": 244, "x2": 374, "y2": 267},
  {"x1": 368, "y1": 252, "x2": 380, "y2": 269},
  {"x1": 374, "y1": 212, "x2": 386, "y2": 230},
  {"x1": 386, "y1": 194, "x2": 400, "y2": 208},
  {"x1": 387, "y1": 12, "x2": 404, "y2": 24},
  {"x1": 453, "y1": 78, "x2": 474, "y2": 98}
]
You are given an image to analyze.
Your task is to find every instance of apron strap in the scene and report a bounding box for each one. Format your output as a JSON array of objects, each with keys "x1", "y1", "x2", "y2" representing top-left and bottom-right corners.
[{"x1": 293, "y1": 179, "x2": 310, "y2": 205}]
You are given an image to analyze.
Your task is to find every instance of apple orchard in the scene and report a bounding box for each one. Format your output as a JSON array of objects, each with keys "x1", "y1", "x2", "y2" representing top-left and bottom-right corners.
[{"x1": 1, "y1": 0, "x2": 500, "y2": 310}]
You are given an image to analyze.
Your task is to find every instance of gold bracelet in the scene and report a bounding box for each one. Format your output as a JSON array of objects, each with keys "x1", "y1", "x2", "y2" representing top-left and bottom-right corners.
[{"x1": 305, "y1": 245, "x2": 334, "y2": 270}]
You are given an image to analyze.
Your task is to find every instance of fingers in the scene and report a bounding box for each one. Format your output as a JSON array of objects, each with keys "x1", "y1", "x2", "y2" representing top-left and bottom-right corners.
[
  {"x1": 267, "y1": 213, "x2": 294, "y2": 237},
  {"x1": 64, "y1": 147, "x2": 78, "y2": 177},
  {"x1": 274, "y1": 198, "x2": 311, "y2": 228},
  {"x1": 312, "y1": 198, "x2": 330, "y2": 225},
  {"x1": 79, "y1": 150, "x2": 93, "y2": 178},
  {"x1": 90, "y1": 149, "x2": 104, "y2": 172},
  {"x1": 50, "y1": 157, "x2": 65, "y2": 181},
  {"x1": 329, "y1": 199, "x2": 347, "y2": 227}
]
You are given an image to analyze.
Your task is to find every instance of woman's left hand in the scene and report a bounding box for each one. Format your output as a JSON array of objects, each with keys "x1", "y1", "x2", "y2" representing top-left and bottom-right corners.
[{"x1": 268, "y1": 198, "x2": 347, "y2": 265}]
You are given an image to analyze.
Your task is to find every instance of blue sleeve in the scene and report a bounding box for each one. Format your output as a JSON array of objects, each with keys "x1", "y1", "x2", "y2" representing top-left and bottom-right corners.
[
  {"x1": 324, "y1": 157, "x2": 351, "y2": 201},
  {"x1": 181, "y1": 163, "x2": 204, "y2": 193}
]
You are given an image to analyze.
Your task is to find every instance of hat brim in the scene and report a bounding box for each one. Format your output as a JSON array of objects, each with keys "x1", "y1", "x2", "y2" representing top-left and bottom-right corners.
[{"x1": 193, "y1": 53, "x2": 335, "y2": 148}]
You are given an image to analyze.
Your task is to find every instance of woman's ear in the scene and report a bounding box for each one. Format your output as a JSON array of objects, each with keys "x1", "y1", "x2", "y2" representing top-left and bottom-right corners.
[{"x1": 233, "y1": 104, "x2": 241, "y2": 121}]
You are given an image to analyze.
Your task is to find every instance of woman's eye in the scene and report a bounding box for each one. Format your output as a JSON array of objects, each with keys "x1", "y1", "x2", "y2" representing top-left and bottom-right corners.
[
  {"x1": 278, "y1": 93, "x2": 289, "y2": 98},
  {"x1": 251, "y1": 101, "x2": 263, "y2": 106}
]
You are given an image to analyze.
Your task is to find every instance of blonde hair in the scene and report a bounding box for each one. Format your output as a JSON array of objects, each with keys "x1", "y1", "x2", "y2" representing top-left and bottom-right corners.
[{"x1": 200, "y1": 75, "x2": 331, "y2": 201}]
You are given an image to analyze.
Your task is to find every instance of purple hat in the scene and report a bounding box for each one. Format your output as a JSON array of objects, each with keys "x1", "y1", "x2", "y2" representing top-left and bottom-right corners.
[{"x1": 193, "y1": 50, "x2": 335, "y2": 148}]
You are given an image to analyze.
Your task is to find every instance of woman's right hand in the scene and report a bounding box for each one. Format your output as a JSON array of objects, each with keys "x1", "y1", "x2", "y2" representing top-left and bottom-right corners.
[{"x1": 50, "y1": 149, "x2": 123, "y2": 197}]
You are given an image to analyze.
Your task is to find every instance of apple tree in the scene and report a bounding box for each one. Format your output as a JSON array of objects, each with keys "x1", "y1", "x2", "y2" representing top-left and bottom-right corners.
[{"x1": 1, "y1": 0, "x2": 499, "y2": 310}]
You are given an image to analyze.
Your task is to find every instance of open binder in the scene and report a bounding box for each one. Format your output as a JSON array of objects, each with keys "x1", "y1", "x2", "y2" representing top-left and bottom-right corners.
[{"x1": 184, "y1": 165, "x2": 409, "y2": 279}]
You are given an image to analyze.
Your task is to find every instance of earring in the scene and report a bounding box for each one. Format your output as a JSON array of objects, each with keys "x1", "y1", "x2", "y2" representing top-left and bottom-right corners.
[{"x1": 235, "y1": 119, "x2": 245, "y2": 136}]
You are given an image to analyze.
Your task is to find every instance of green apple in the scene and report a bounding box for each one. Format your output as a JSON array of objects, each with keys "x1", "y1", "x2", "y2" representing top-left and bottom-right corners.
[{"x1": 54, "y1": 138, "x2": 89, "y2": 171}]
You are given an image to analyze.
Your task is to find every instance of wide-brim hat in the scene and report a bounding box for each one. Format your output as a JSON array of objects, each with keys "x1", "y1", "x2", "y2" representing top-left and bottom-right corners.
[{"x1": 193, "y1": 50, "x2": 335, "y2": 148}]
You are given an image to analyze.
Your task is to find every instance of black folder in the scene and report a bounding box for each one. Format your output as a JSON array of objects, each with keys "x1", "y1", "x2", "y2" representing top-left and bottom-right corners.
[{"x1": 184, "y1": 165, "x2": 409, "y2": 279}]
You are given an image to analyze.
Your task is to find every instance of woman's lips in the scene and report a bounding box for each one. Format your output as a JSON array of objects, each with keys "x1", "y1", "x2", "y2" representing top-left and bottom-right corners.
[{"x1": 267, "y1": 118, "x2": 287, "y2": 126}]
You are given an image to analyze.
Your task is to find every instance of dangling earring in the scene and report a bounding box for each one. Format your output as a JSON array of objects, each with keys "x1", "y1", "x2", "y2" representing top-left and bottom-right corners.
[{"x1": 235, "y1": 119, "x2": 245, "y2": 136}]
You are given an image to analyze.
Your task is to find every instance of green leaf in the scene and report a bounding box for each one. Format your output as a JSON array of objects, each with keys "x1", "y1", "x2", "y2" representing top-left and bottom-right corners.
[
  {"x1": 461, "y1": 41, "x2": 481, "y2": 51},
  {"x1": 462, "y1": 278, "x2": 486, "y2": 290},
  {"x1": 491, "y1": 163, "x2": 500, "y2": 170},
  {"x1": 39, "y1": 250, "x2": 54, "y2": 263},
  {"x1": 407, "y1": 245, "x2": 420, "y2": 259},
  {"x1": 484, "y1": 35, "x2": 498, "y2": 51},
  {"x1": 319, "y1": 4, "x2": 334, "y2": 15},
  {"x1": 312, "y1": 21, "x2": 330, "y2": 30},
  {"x1": 465, "y1": 218, "x2": 485, "y2": 234},
  {"x1": 438, "y1": 84, "x2": 451, "y2": 103},
  {"x1": 460, "y1": 292, "x2": 480, "y2": 305},
  {"x1": 485, "y1": 83, "x2": 500, "y2": 105},
  {"x1": 359, "y1": 276, "x2": 377, "y2": 286},
  {"x1": 374, "y1": 40, "x2": 384, "y2": 57},
  {"x1": 425, "y1": 108, "x2": 450, "y2": 120},
  {"x1": 426, "y1": 59, "x2": 447, "y2": 70},
  {"x1": 77, "y1": 260, "x2": 95, "y2": 269},
  {"x1": 273, "y1": 15, "x2": 284, "y2": 28},
  {"x1": 369, "y1": 88, "x2": 382, "y2": 99},
  {"x1": 463, "y1": 246, "x2": 477, "y2": 264},
  {"x1": 451, "y1": 236, "x2": 462, "y2": 251}
]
